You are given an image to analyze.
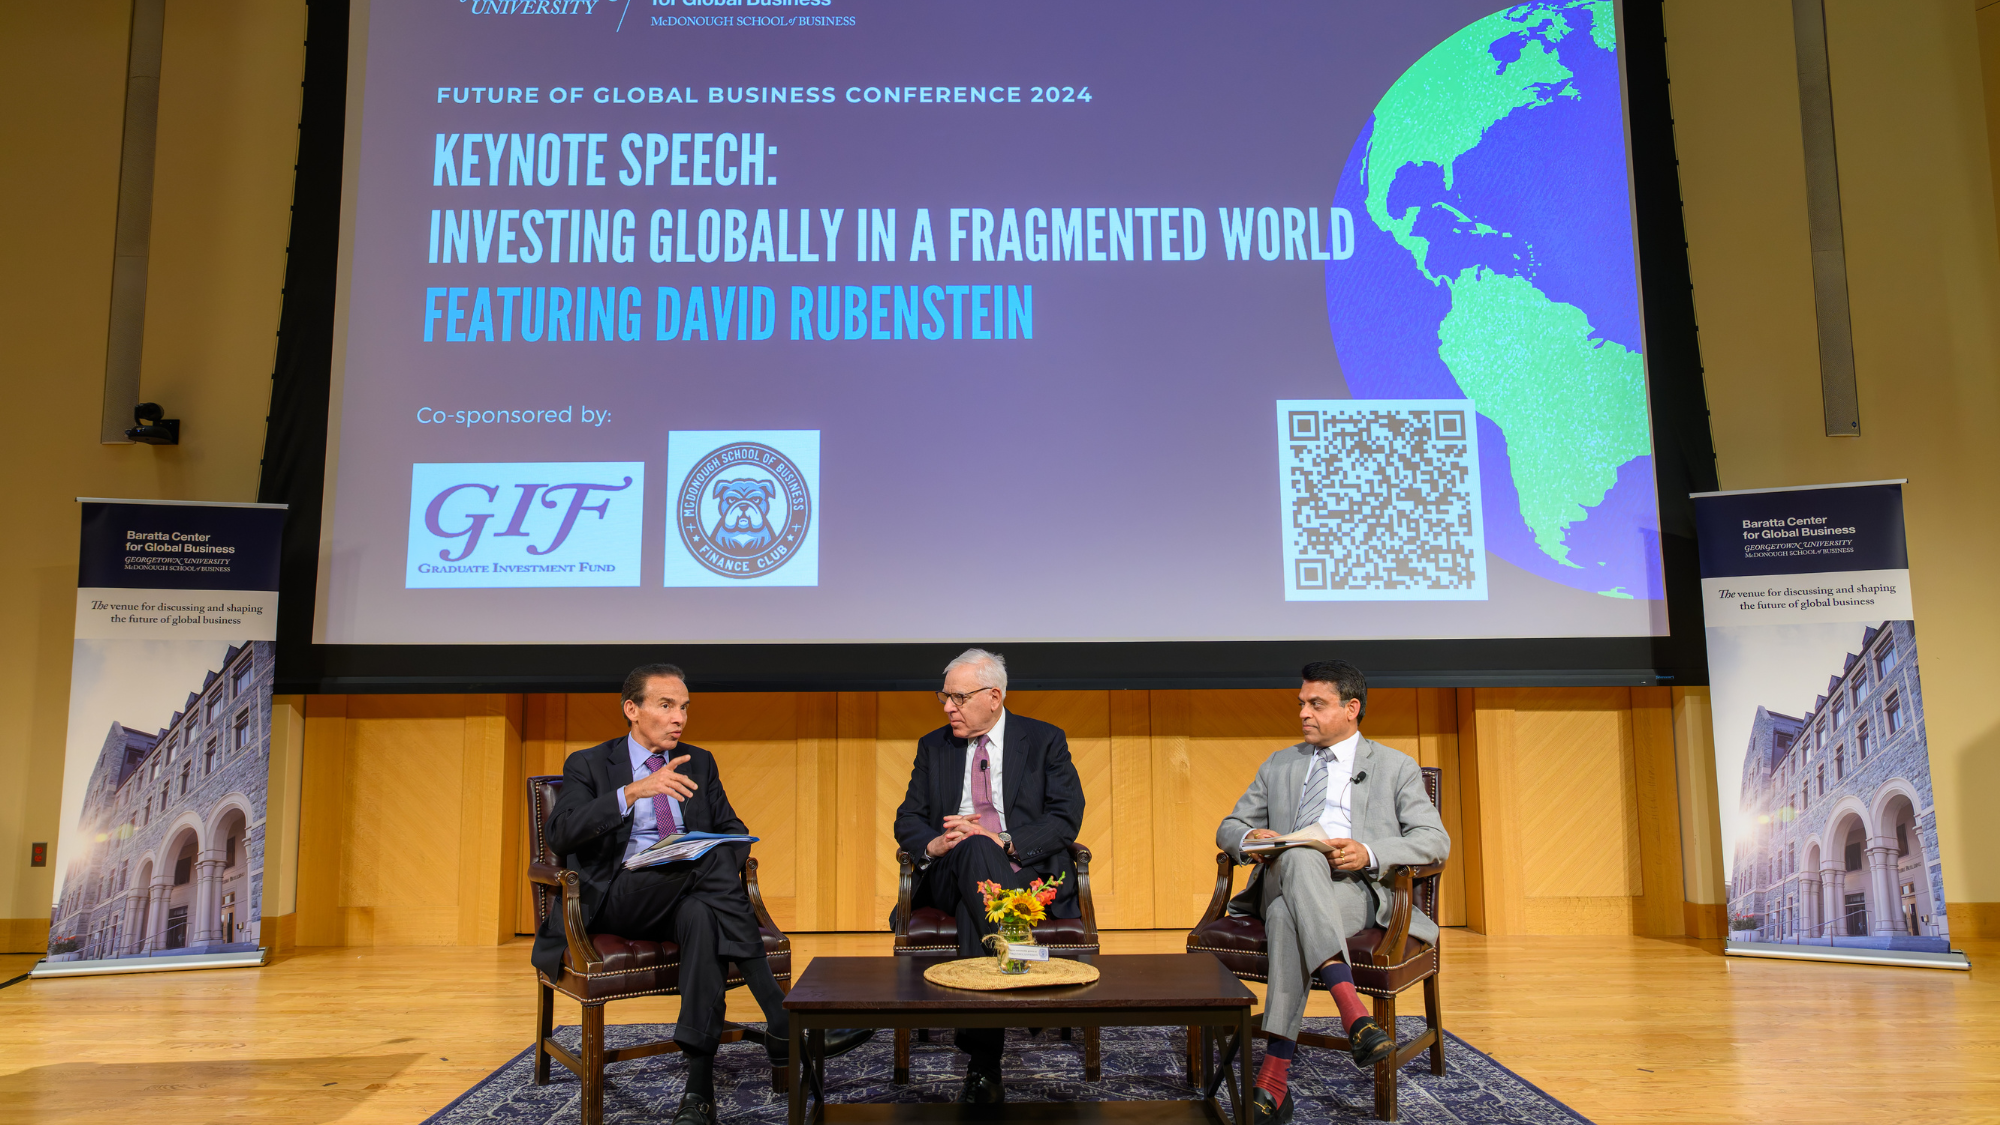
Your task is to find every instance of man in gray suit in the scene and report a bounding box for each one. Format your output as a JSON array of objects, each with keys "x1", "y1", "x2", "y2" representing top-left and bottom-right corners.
[{"x1": 1216, "y1": 660, "x2": 1449, "y2": 1125}]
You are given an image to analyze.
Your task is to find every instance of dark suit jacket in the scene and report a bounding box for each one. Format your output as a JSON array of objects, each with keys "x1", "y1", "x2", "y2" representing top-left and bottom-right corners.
[
  {"x1": 892, "y1": 711, "x2": 1084, "y2": 918},
  {"x1": 531, "y1": 736, "x2": 748, "y2": 979}
]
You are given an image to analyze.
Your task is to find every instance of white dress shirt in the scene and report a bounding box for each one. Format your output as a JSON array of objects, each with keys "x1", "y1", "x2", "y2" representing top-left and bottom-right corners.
[
  {"x1": 615, "y1": 735, "x2": 688, "y2": 862},
  {"x1": 955, "y1": 709, "x2": 1008, "y2": 832},
  {"x1": 1309, "y1": 729, "x2": 1363, "y2": 838}
]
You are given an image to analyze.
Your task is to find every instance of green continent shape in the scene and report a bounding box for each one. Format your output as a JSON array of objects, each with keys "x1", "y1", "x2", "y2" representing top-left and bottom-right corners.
[
  {"x1": 1436, "y1": 268, "x2": 1650, "y2": 566},
  {"x1": 1582, "y1": 1, "x2": 1617, "y2": 50},
  {"x1": 1363, "y1": 6, "x2": 1574, "y2": 279}
]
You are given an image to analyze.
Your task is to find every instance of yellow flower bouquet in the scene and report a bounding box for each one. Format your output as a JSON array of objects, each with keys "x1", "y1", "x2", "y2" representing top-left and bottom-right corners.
[{"x1": 977, "y1": 873, "x2": 1065, "y2": 973}]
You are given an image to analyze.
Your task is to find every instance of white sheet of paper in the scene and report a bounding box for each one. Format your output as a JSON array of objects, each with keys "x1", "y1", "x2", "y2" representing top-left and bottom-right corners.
[{"x1": 1007, "y1": 942, "x2": 1051, "y2": 962}]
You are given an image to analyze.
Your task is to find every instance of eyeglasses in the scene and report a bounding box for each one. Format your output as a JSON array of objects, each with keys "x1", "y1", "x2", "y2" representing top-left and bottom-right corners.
[{"x1": 936, "y1": 688, "x2": 997, "y2": 707}]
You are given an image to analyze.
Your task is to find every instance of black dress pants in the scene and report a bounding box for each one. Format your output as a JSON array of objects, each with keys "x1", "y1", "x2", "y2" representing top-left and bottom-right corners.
[
  {"x1": 919, "y1": 836, "x2": 1038, "y2": 1062},
  {"x1": 595, "y1": 843, "x2": 764, "y2": 1052}
]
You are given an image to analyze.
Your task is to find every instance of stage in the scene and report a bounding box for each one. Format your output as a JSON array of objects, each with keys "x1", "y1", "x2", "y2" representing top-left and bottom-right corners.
[{"x1": 1, "y1": 928, "x2": 1993, "y2": 1123}]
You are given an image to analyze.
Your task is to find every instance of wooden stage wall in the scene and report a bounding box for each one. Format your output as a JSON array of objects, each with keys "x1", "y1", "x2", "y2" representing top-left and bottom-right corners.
[{"x1": 288, "y1": 686, "x2": 1721, "y2": 947}]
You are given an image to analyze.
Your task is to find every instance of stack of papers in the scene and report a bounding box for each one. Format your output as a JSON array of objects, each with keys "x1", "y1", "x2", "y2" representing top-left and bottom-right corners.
[
  {"x1": 1241, "y1": 825, "x2": 1333, "y2": 854},
  {"x1": 624, "y1": 831, "x2": 759, "y2": 870}
]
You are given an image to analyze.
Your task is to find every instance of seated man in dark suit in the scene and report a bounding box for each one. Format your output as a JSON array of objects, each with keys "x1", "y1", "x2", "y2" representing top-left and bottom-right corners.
[
  {"x1": 892, "y1": 648, "x2": 1084, "y2": 1105},
  {"x1": 533, "y1": 663, "x2": 867, "y2": 1125}
]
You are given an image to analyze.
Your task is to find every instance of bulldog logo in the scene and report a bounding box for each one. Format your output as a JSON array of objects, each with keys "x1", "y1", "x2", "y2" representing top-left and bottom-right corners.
[
  {"x1": 709, "y1": 478, "x2": 777, "y2": 556},
  {"x1": 676, "y1": 442, "x2": 811, "y2": 578}
]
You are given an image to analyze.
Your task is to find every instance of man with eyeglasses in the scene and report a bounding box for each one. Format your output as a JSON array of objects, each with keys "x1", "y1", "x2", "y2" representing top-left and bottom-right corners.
[{"x1": 892, "y1": 647, "x2": 1085, "y2": 1104}]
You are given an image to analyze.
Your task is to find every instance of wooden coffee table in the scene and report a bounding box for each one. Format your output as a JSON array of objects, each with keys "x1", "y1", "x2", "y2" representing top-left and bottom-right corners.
[{"x1": 783, "y1": 953, "x2": 1255, "y2": 1125}]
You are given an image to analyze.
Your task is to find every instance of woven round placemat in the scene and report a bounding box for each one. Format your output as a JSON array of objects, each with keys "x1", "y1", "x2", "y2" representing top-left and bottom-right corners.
[{"x1": 923, "y1": 956, "x2": 1101, "y2": 991}]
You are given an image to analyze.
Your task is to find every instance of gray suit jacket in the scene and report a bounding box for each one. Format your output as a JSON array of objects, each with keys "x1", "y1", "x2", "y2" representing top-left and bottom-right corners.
[{"x1": 1215, "y1": 736, "x2": 1450, "y2": 945}]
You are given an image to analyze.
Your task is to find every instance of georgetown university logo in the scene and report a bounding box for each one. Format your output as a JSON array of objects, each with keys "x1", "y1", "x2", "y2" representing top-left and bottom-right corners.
[{"x1": 664, "y1": 431, "x2": 820, "y2": 587}]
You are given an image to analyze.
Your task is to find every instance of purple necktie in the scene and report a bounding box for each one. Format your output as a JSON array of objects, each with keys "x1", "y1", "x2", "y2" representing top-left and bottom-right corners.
[
  {"x1": 971, "y1": 736, "x2": 1019, "y2": 872},
  {"x1": 644, "y1": 753, "x2": 683, "y2": 835}
]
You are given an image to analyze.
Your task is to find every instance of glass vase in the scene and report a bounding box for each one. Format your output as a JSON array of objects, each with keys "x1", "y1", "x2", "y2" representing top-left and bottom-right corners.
[{"x1": 996, "y1": 918, "x2": 1034, "y2": 974}]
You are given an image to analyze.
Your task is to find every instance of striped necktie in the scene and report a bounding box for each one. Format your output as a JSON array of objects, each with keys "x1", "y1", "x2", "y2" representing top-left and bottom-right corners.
[
  {"x1": 1295, "y1": 746, "x2": 1335, "y2": 833},
  {"x1": 643, "y1": 753, "x2": 683, "y2": 835}
]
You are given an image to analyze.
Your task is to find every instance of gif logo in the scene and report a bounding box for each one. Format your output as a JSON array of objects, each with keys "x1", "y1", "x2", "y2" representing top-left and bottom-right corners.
[{"x1": 407, "y1": 462, "x2": 644, "y2": 588}]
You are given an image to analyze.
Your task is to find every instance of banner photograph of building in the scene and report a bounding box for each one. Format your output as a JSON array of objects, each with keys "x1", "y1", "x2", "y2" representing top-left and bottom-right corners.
[
  {"x1": 1726, "y1": 621, "x2": 1947, "y2": 952},
  {"x1": 47, "y1": 642, "x2": 274, "y2": 961}
]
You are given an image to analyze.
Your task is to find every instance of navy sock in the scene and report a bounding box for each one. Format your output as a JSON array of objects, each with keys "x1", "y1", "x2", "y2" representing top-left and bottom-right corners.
[
  {"x1": 1265, "y1": 1036, "x2": 1297, "y2": 1061},
  {"x1": 683, "y1": 1044, "x2": 716, "y2": 1101}
]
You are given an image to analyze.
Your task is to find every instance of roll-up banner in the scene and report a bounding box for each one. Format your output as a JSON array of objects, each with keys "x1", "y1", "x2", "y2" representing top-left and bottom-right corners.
[
  {"x1": 35, "y1": 499, "x2": 287, "y2": 979},
  {"x1": 1693, "y1": 480, "x2": 1968, "y2": 970}
]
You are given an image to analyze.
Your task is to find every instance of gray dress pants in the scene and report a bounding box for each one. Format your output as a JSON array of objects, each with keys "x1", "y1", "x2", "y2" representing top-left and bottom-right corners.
[{"x1": 1259, "y1": 847, "x2": 1376, "y2": 1040}]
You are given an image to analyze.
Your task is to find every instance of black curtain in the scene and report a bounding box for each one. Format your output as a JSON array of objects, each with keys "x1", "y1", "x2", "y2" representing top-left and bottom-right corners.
[{"x1": 256, "y1": 0, "x2": 348, "y2": 681}]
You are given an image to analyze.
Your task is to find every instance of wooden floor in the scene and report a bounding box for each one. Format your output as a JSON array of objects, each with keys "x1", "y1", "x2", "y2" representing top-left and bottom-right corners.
[{"x1": 2, "y1": 930, "x2": 1997, "y2": 1123}]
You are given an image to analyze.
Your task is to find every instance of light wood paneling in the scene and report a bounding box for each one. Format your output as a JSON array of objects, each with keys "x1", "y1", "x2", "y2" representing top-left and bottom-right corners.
[
  {"x1": 1463, "y1": 689, "x2": 1526, "y2": 934},
  {"x1": 0, "y1": 917, "x2": 50, "y2": 953},
  {"x1": 1147, "y1": 689, "x2": 1195, "y2": 927},
  {"x1": 305, "y1": 684, "x2": 1717, "y2": 946},
  {"x1": 833, "y1": 691, "x2": 881, "y2": 931},
  {"x1": 792, "y1": 693, "x2": 840, "y2": 932},
  {"x1": 1106, "y1": 691, "x2": 1156, "y2": 929},
  {"x1": 1416, "y1": 688, "x2": 1467, "y2": 927},
  {"x1": 1513, "y1": 688, "x2": 1642, "y2": 901},
  {"x1": 296, "y1": 695, "x2": 521, "y2": 947},
  {"x1": 1454, "y1": 689, "x2": 1488, "y2": 932},
  {"x1": 1673, "y1": 687, "x2": 1725, "y2": 906},
  {"x1": 1631, "y1": 687, "x2": 1686, "y2": 937}
]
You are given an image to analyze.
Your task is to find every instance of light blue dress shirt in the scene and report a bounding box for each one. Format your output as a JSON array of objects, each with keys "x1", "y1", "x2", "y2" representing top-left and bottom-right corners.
[{"x1": 615, "y1": 735, "x2": 687, "y2": 863}]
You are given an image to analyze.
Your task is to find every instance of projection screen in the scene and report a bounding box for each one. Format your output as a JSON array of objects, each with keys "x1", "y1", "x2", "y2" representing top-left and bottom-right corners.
[{"x1": 316, "y1": 0, "x2": 1674, "y2": 648}]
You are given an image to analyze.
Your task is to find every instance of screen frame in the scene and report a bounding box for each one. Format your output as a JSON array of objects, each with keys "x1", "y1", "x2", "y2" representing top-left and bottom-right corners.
[{"x1": 259, "y1": 0, "x2": 1716, "y2": 695}]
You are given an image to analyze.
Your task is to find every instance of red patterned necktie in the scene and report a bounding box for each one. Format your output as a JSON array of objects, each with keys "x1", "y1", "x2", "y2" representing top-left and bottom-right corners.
[{"x1": 644, "y1": 753, "x2": 683, "y2": 835}]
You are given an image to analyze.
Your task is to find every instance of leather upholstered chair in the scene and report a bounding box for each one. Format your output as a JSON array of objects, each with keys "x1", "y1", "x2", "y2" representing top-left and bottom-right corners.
[
  {"x1": 889, "y1": 841, "x2": 1101, "y2": 1084},
  {"x1": 1184, "y1": 767, "x2": 1447, "y2": 1122},
  {"x1": 528, "y1": 775, "x2": 792, "y2": 1125}
]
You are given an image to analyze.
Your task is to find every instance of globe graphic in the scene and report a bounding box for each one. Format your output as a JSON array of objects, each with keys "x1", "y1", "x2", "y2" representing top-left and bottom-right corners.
[{"x1": 1324, "y1": 0, "x2": 1663, "y2": 600}]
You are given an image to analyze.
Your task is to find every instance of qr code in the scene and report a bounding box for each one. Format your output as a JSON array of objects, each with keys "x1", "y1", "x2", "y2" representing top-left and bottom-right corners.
[{"x1": 1276, "y1": 400, "x2": 1487, "y2": 601}]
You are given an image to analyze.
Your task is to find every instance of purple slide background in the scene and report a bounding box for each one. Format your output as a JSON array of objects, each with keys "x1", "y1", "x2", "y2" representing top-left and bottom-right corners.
[{"x1": 321, "y1": 0, "x2": 1665, "y2": 644}]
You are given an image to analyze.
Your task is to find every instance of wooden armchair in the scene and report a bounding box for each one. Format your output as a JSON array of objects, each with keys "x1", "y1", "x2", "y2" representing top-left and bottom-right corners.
[
  {"x1": 888, "y1": 841, "x2": 1101, "y2": 1084},
  {"x1": 1183, "y1": 767, "x2": 1446, "y2": 1122},
  {"x1": 528, "y1": 775, "x2": 792, "y2": 1125}
]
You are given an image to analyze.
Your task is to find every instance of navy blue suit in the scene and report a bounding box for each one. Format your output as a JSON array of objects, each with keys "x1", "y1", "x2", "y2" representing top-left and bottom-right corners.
[{"x1": 533, "y1": 737, "x2": 761, "y2": 1051}]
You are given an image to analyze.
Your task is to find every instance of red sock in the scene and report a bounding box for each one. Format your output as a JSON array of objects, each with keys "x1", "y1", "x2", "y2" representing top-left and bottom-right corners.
[
  {"x1": 1255, "y1": 1053, "x2": 1291, "y2": 1101},
  {"x1": 1317, "y1": 960, "x2": 1371, "y2": 1031},
  {"x1": 1331, "y1": 982, "x2": 1370, "y2": 1031}
]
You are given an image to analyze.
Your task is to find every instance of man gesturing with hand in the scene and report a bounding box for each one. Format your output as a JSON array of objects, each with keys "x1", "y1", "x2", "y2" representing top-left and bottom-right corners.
[{"x1": 533, "y1": 663, "x2": 868, "y2": 1125}]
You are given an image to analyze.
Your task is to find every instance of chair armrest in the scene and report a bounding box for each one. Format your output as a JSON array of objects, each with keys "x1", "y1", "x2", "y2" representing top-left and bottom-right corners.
[
  {"x1": 1065, "y1": 842, "x2": 1098, "y2": 940},
  {"x1": 894, "y1": 849, "x2": 918, "y2": 940},
  {"x1": 528, "y1": 862, "x2": 566, "y2": 886},
  {"x1": 1196, "y1": 852, "x2": 1236, "y2": 928},
  {"x1": 543, "y1": 866, "x2": 599, "y2": 972},
  {"x1": 1370, "y1": 861, "x2": 1446, "y2": 965},
  {"x1": 741, "y1": 853, "x2": 790, "y2": 956}
]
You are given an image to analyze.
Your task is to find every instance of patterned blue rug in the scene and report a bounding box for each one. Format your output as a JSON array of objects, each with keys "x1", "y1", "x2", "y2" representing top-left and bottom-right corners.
[{"x1": 423, "y1": 1018, "x2": 1591, "y2": 1124}]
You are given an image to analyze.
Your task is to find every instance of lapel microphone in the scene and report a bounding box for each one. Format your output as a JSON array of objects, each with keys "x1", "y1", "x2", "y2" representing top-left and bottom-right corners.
[{"x1": 1353, "y1": 770, "x2": 1368, "y2": 784}]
